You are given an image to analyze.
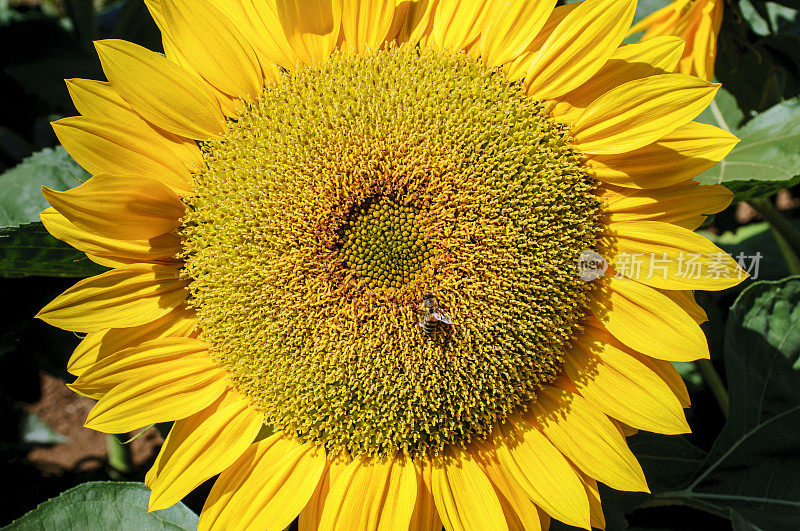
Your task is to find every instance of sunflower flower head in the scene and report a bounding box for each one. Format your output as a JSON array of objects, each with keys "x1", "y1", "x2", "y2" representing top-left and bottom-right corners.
[{"x1": 37, "y1": 0, "x2": 745, "y2": 529}]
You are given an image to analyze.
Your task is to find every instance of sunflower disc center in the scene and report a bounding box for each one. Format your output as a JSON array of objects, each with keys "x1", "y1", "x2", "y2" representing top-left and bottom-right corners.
[{"x1": 181, "y1": 44, "x2": 602, "y2": 457}]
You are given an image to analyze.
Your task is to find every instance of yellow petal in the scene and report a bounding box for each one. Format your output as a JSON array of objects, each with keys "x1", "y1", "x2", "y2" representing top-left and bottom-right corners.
[
  {"x1": 480, "y1": 0, "x2": 557, "y2": 68},
  {"x1": 578, "y1": 472, "x2": 606, "y2": 530},
  {"x1": 409, "y1": 458, "x2": 443, "y2": 531},
  {"x1": 494, "y1": 419, "x2": 590, "y2": 529},
  {"x1": 160, "y1": 0, "x2": 263, "y2": 102},
  {"x1": 319, "y1": 452, "x2": 417, "y2": 530},
  {"x1": 395, "y1": 0, "x2": 436, "y2": 45},
  {"x1": 68, "y1": 305, "x2": 196, "y2": 376},
  {"x1": 147, "y1": 388, "x2": 265, "y2": 511},
  {"x1": 43, "y1": 175, "x2": 184, "y2": 240},
  {"x1": 551, "y1": 36, "x2": 685, "y2": 122},
  {"x1": 200, "y1": 433, "x2": 326, "y2": 531},
  {"x1": 51, "y1": 116, "x2": 193, "y2": 194},
  {"x1": 525, "y1": 0, "x2": 637, "y2": 100},
  {"x1": 585, "y1": 121, "x2": 739, "y2": 188},
  {"x1": 431, "y1": 0, "x2": 492, "y2": 52},
  {"x1": 471, "y1": 439, "x2": 542, "y2": 531},
  {"x1": 602, "y1": 181, "x2": 733, "y2": 230},
  {"x1": 40, "y1": 208, "x2": 181, "y2": 269},
  {"x1": 70, "y1": 337, "x2": 208, "y2": 399},
  {"x1": 84, "y1": 355, "x2": 228, "y2": 432},
  {"x1": 637, "y1": 354, "x2": 692, "y2": 408},
  {"x1": 528, "y1": 386, "x2": 648, "y2": 492},
  {"x1": 573, "y1": 74, "x2": 719, "y2": 155},
  {"x1": 566, "y1": 325, "x2": 691, "y2": 433},
  {"x1": 36, "y1": 263, "x2": 186, "y2": 333},
  {"x1": 605, "y1": 220, "x2": 746, "y2": 290},
  {"x1": 94, "y1": 39, "x2": 225, "y2": 140},
  {"x1": 298, "y1": 458, "x2": 346, "y2": 531},
  {"x1": 64, "y1": 78, "x2": 202, "y2": 173},
  {"x1": 503, "y1": 3, "x2": 580, "y2": 81},
  {"x1": 276, "y1": 0, "x2": 342, "y2": 64},
  {"x1": 658, "y1": 288, "x2": 708, "y2": 324},
  {"x1": 226, "y1": 0, "x2": 301, "y2": 70},
  {"x1": 342, "y1": 0, "x2": 396, "y2": 53},
  {"x1": 431, "y1": 446, "x2": 508, "y2": 531},
  {"x1": 590, "y1": 275, "x2": 709, "y2": 362}
]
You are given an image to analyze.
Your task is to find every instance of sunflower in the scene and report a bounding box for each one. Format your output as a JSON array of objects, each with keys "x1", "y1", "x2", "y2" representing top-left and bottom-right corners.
[
  {"x1": 629, "y1": 0, "x2": 724, "y2": 81},
  {"x1": 37, "y1": 0, "x2": 745, "y2": 529}
]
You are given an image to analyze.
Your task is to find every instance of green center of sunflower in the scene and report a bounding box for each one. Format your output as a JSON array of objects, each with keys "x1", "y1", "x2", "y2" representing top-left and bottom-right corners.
[{"x1": 181, "y1": 44, "x2": 602, "y2": 457}]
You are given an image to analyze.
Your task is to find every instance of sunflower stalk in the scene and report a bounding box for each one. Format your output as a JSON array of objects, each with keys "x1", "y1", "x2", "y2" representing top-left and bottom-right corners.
[
  {"x1": 696, "y1": 359, "x2": 729, "y2": 418},
  {"x1": 106, "y1": 434, "x2": 132, "y2": 479},
  {"x1": 749, "y1": 198, "x2": 800, "y2": 275}
]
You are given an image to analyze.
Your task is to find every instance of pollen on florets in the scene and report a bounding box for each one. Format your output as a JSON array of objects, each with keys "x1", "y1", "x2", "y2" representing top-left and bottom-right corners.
[{"x1": 180, "y1": 44, "x2": 602, "y2": 457}]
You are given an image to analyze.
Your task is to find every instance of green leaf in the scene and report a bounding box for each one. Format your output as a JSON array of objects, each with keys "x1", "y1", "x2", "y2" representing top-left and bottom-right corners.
[
  {"x1": 628, "y1": 433, "x2": 707, "y2": 492},
  {"x1": 0, "y1": 223, "x2": 105, "y2": 278},
  {"x1": 696, "y1": 98, "x2": 800, "y2": 201},
  {"x1": 2, "y1": 482, "x2": 198, "y2": 530},
  {"x1": 0, "y1": 146, "x2": 88, "y2": 228},
  {"x1": 653, "y1": 277, "x2": 800, "y2": 528},
  {"x1": 63, "y1": 0, "x2": 97, "y2": 43}
]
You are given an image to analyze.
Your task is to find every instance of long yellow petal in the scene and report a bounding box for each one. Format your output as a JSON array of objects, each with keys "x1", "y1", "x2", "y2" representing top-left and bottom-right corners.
[
  {"x1": 525, "y1": 0, "x2": 636, "y2": 100},
  {"x1": 318, "y1": 452, "x2": 417, "y2": 530},
  {"x1": 200, "y1": 433, "x2": 326, "y2": 531},
  {"x1": 494, "y1": 419, "x2": 590, "y2": 529},
  {"x1": 573, "y1": 74, "x2": 719, "y2": 154},
  {"x1": 43, "y1": 175, "x2": 184, "y2": 240},
  {"x1": 298, "y1": 458, "x2": 346, "y2": 531},
  {"x1": 147, "y1": 388, "x2": 265, "y2": 511},
  {"x1": 431, "y1": 0, "x2": 491, "y2": 52},
  {"x1": 602, "y1": 181, "x2": 733, "y2": 230},
  {"x1": 578, "y1": 472, "x2": 606, "y2": 530},
  {"x1": 659, "y1": 288, "x2": 708, "y2": 324},
  {"x1": 84, "y1": 356, "x2": 228, "y2": 432},
  {"x1": 590, "y1": 275, "x2": 709, "y2": 362},
  {"x1": 233, "y1": 0, "x2": 301, "y2": 69},
  {"x1": 586, "y1": 121, "x2": 739, "y2": 188},
  {"x1": 566, "y1": 325, "x2": 691, "y2": 433},
  {"x1": 67, "y1": 305, "x2": 196, "y2": 376},
  {"x1": 40, "y1": 208, "x2": 181, "y2": 269},
  {"x1": 51, "y1": 116, "x2": 193, "y2": 194},
  {"x1": 431, "y1": 446, "x2": 508, "y2": 531},
  {"x1": 409, "y1": 458, "x2": 443, "y2": 531},
  {"x1": 342, "y1": 0, "x2": 396, "y2": 53},
  {"x1": 637, "y1": 354, "x2": 692, "y2": 408},
  {"x1": 160, "y1": 0, "x2": 263, "y2": 102},
  {"x1": 64, "y1": 78, "x2": 202, "y2": 173},
  {"x1": 395, "y1": 0, "x2": 436, "y2": 45},
  {"x1": 276, "y1": 0, "x2": 342, "y2": 64},
  {"x1": 36, "y1": 264, "x2": 186, "y2": 333},
  {"x1": 605, "y1": 220, "x2": 746, "y2": 290},
  {"x1": 528, "y1": 386, "x2": 648, "y2": 492},
  {"x1": 94, "y1": 39, "x2": 225, "y2": 140},
  {"x1": 471, "y1": 439, "x2": 542, "y2": 531},
  {"x1": 552, "y1": 36, "x2": 685, "y2": 122},
  {"x1": 480, "y1": 0, "x2": 556, "y2": 68},
  {"x1": 69, "y1": 337, "x2": 208, "y2": 399}
]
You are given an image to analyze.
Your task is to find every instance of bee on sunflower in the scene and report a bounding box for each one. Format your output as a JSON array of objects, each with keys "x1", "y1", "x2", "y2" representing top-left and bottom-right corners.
[{"x1": 37, "y1": 0, "x2": 745, "y2": 529}]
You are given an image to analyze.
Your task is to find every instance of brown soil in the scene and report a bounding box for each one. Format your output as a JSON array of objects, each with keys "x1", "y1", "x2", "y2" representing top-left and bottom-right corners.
[{"x1": 24, "y1": 372, "x2": 163, "y2": 476}]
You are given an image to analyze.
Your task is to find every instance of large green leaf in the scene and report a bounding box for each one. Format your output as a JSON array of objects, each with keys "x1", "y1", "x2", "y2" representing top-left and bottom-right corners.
[
  {"x1": 0, "y1": 146, "x2": 88, "y2": 228},
  {"x1": 3, "y1": 482, "x2": 198, "y2": 530},
  {"x1": 651, "y1": 277, "x2": 800, "y2": 528},
  {"x1": 0, "y1": 223, "x2": 105, "y2": 278},
  {"x1": 695, "y1": 97, "x2": 800, "y2": 201}
]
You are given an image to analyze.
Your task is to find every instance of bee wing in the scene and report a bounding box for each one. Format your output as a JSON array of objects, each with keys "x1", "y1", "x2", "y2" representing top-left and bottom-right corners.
[{"x1": 434, "y1": 309, "x2": 452, "y2": 325}]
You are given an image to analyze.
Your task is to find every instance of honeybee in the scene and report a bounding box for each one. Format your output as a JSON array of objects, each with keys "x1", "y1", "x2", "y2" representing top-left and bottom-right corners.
[{"x1": 416, "y1": 294, "x2": 452, "y2": 334}]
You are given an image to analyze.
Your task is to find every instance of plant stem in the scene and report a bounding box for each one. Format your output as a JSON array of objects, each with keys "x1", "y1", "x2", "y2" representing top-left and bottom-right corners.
[
  {"x1": 106, "y1": 433, "x2": 132, "y2": 479},
  {"x1": 749, "y1": 198, "x2": 800, "y2": 274},
  {"x1": 697, "y1": 359, "x2": 729, "y2": 418}
]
